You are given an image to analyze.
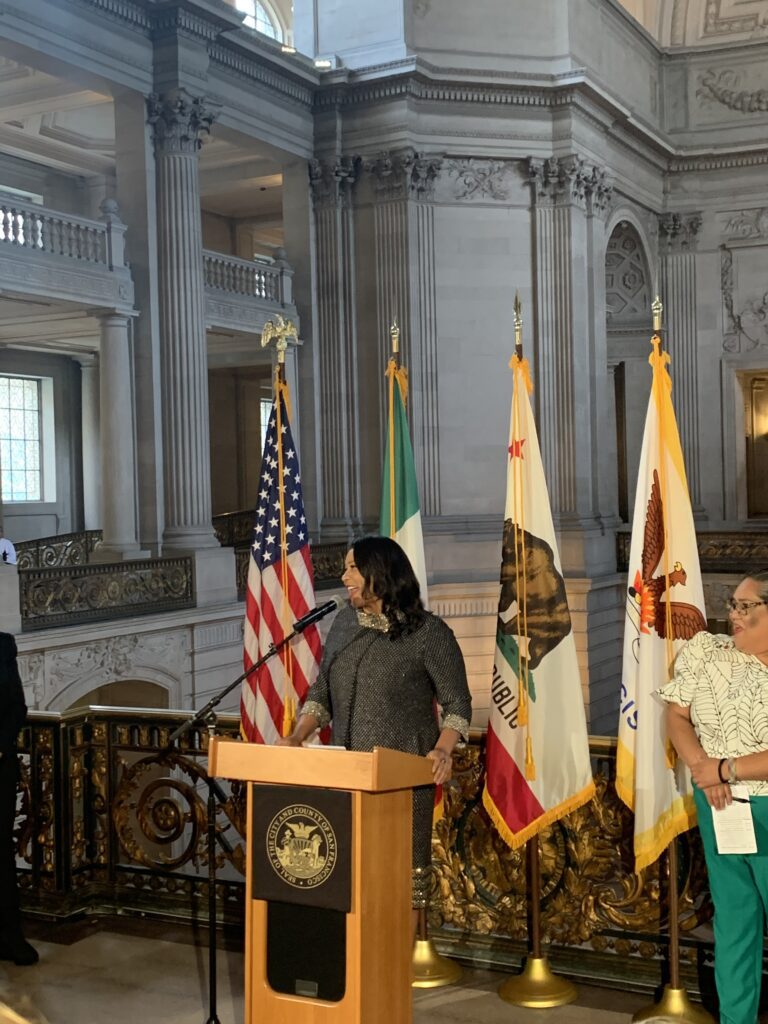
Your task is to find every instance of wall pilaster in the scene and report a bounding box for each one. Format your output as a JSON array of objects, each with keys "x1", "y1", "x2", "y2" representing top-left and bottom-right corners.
[
  {"x1": 659, "y1": 212, "x2": 704, "y2": 515},
  {"x1": 528, "y1": 155, "x2": 615, "y2": 573},
  {"x1": 309, "y1": 155, "x2": 363, "y2": 540},
  {"x1": 362, "y1": 149, "x2": 443, "y2": 519}
]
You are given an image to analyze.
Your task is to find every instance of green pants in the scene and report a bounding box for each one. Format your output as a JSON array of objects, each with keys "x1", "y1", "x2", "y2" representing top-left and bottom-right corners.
[{"x1": 694, "y1": 785, "x2": 768, "y2": 1024}]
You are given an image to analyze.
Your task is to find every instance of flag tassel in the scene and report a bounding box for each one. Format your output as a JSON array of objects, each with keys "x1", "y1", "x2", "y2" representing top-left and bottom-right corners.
[{"x1": 525, "y1": 736, "x2": 536, "y2": 781}]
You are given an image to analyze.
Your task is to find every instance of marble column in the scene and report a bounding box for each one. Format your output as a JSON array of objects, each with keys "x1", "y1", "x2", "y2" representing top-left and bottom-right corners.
[
  {"x1": 147, "y1": 89, "x2": 236, "y2": 604},
  {"x1": 94, "y1": 314, "x2": 141, "y2": 560},
  {"x1": 362, "y1": 150, "x2": 443, "y2": 519},
  {"x1": 660, "y1": 212, "x2": 704, "y2": 515},
  {"x1": 78, "y1": 355, "x2": 101, "y2": 531},
  {"x1": 148, "y1": 89, "x2": 218, "y2": 551},
  {"x1": 309, "y1": 156, "x2": 364, "y2": 539}
]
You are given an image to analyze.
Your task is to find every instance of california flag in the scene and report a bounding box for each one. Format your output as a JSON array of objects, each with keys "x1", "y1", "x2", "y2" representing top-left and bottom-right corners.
[
  {"x1": 615, "y1": 336, "x2": 706, "y2": 871},
  {"x1": 482, "y1": 354, "x2": 595, "y2": 848}
]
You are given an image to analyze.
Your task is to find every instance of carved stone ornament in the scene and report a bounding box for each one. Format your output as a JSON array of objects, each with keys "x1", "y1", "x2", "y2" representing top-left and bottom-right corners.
[
  {"x1": 720, "y1": 246, "x2": 768, "y2": 353},
  {"x1": 658, "y1": 212, "x2": 703, "y2": 252},
  {"x1": 697, "y1": 69, "x2": 768, "y2": 114},
  {"x1": 363, "y1": 149, "x2": 443, "y2": 201},
  {"x1": 446, "y1": 159, "x2": 514, "y2": 201},
  {"x1": 723, "y1": 207, "x2": 768, "y2": 240},
  {"x1": 527, "y1": 156, "x2": 613, "y2": 214},
  {"x1": 147, "y1": 89, "x2": 217, "y2": 155},
  {"x1": 308, "y1": 155, "x2": 360, "y2": 206}
]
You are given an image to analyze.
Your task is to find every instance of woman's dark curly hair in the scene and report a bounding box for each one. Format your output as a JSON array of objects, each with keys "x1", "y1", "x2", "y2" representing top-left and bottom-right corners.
[
  {"x1": 743, "y1": 569, "x2": 768, "y2": 603},
  {"x1": 352, "y1": 536, "x2": 426, "y2": 639}
]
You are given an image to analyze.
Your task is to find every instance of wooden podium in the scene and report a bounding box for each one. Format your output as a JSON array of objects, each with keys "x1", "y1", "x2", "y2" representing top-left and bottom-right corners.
[{"x1": 209, "y1": 738, "x2": 434, "y2": 1024}]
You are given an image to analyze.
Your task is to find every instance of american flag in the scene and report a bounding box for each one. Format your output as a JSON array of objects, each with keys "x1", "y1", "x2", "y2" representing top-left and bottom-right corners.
[{"x1": 241, "y1": 387, "x2": 322, "y2": 744}]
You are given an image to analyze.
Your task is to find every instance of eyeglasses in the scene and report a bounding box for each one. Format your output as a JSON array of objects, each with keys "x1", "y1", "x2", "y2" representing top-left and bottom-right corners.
[{"x1": 727, "y1": 598, "x2": 768, "y2": 616}]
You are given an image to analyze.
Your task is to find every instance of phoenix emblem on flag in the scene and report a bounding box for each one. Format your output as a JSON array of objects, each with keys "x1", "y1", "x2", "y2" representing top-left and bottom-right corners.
[{"x1": 626, "y1": 469, "x2": 707, "y2": 649}]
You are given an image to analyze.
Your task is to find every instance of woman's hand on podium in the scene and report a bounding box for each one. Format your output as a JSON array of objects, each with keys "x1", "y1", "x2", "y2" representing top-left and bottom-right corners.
[
  {"x1": 427, "y1": 748, "x2": 453, "y2": 785},
  {"x1": 275, "y1": 733, "x2": 302, "y2": 747}
]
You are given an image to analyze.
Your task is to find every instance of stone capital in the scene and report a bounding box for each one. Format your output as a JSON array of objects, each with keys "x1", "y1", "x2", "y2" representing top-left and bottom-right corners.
[
  {"x1": 659, "y1": 212, "x2": 703, "y2": 253},
  {"x1": 308, "y1": 155, "x2": 360, "y2": 207},
  {"x1": 528, "y1": 155, "x2": 613, "y2": 215},
  {"x1": 147, "y1": 89, "x2": 217, "y2": 156},
  {"x1": 363, "y1": 148, "x2": 443, "y2": 201}
]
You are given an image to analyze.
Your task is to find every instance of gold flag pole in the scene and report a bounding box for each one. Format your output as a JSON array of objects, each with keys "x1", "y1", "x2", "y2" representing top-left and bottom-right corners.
[
  {"x1": 261, "y1": 315, "x2": 299, "y2": 739},
  {"x1": 630, "y1": 297, "x2": 713, "y2": 1024},
  {"x1": 497, "y1": 293, "x2": 577, "y2": 1010},
  {"x1": 406, "y1": 316, "x2": 460, "y2": 987}
]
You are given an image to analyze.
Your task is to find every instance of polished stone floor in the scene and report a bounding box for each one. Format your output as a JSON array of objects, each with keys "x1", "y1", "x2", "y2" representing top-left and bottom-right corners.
[{"x1": 0, "y1": 918, "x2": 681, "y2": 1024}]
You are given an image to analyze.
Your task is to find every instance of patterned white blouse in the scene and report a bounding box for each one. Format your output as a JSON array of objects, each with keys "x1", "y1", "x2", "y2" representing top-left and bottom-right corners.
[{"x1": 657, "y1": 631, "x2": 768, "y2": 796}]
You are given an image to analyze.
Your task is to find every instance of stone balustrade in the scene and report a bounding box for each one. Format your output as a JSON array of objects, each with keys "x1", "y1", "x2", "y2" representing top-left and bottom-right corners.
[
  {"x1": 0, "y1": 195, "x2": 128, "y2": 267},
  {"x1": 203, "y1": 251, "x2": 287, "y2": 302}
]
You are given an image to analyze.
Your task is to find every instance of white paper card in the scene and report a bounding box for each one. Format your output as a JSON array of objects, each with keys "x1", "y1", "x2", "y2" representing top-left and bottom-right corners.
[{"x1": 712, "y1": 785, "x2": 757, "y2": 855}]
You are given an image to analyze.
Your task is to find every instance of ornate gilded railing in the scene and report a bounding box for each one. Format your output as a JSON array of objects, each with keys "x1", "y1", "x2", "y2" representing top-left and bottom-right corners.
[
  {"x1": 617, "y1": 528, "x2": 768, "y2": 575},
  {"x1": 15, "y1": 710, "x2": 724, "y2": 992},
  {"x1": 15, "y1": 530, "x2": 103, "y2": 570},
  {"x1": 19, "y1": 557, "x2": 195, "y2": 630}
]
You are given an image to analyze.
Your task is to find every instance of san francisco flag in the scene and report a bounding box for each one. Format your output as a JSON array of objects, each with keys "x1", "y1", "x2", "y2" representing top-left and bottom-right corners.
[
  {"x1": 615, "y1": 329, "x2": 706, "y2": 871},
  {"x1": 379, "y1": 352, "x2": 429, "y2": 608},
  {"x1": 482, "y1": 352, "x2": 594, "y2": 848}
]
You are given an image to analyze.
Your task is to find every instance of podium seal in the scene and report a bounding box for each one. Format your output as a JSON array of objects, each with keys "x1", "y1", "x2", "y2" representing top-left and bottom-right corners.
[{"x1": 266, "y1": 804, "x2": 338, "y2": 889}]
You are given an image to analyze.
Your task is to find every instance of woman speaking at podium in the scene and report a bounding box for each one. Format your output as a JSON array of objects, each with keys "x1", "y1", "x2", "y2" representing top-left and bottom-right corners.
[{"x1": 278, "y1": 536, "x2": 472, "y2": 913}]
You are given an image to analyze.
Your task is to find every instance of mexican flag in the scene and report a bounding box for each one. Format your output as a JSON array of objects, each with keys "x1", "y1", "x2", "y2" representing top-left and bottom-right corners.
[
  {"x1": 379, "y1": 359, "x2": 429, "y2": 608},
  {"x1": 482, "y1": 354, "x2": 595, "y2": 848},
  {"x1": 615, "y1": 335, "x2": 706, "y2": 871}
]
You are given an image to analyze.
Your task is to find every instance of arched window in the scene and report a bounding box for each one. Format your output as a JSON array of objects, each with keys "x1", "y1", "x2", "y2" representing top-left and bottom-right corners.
[{"x1": 235, "y1": 0, "x2": 283, "y2": 41}]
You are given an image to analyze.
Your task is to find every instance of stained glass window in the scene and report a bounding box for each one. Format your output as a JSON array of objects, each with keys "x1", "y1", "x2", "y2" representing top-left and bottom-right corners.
[
  {"x1": 0, "y1": 375, "x2": 42, "y2": 501},
  {"x1": 234, "y1": 0, "x2": 282, "y2": 40}
]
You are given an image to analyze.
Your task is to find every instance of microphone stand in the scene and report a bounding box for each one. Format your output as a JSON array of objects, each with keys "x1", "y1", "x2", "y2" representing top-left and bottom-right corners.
[{"x1": 166, "y1": 629, "x2": 302, "y2": 1024}]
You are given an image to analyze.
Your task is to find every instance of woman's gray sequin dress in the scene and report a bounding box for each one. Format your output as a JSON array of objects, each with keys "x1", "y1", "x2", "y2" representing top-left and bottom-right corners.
[{"x1": 302, "y1": 603, "x2": 472, "y2": 907}]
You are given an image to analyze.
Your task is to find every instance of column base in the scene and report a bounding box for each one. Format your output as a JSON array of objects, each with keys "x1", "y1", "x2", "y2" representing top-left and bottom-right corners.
[
  {"x1": 0, "y1": 565, "x2": 21, "y2": 634},
  {"x1": 90, "y1": 543, "x2": 151, "y2": 563},
  {"x1": 162, "y1": 526, "x2": 222, "y2": 552}
]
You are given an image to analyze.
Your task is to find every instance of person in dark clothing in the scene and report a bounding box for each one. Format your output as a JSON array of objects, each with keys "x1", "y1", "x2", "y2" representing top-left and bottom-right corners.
[
  {"x1": 279, "y1": 536, "x2": 472, "y2": 914},
  {"x1": 0, "y1": 632, "x2": 37, "y2": 966}
]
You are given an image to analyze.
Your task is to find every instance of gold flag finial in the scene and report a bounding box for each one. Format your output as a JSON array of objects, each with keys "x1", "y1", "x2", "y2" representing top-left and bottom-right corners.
[
  {"x1": 652, "y1": 295, "x2": 663, "y2": 334},
  {"x1": 514, "y1": 291, "x2": 523, "y2": 358},
  {"x1": 261, "y1": 314, "x2": 298, "y2": 366},
  {"x1": 390, "y1": 319, "x2": 400, "y2": 356}
]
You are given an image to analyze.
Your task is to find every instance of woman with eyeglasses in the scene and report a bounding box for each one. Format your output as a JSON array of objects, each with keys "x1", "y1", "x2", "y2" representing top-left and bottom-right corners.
[{"x1": 658, "y1": 570, "x2": 768, "y2": 1024}]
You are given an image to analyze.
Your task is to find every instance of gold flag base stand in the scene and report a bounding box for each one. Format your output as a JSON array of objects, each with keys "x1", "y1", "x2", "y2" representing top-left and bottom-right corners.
[
  {"x1": 498, "y1": 956, "x2": 577, "y2": 1009},
  {"x1": 631, "y1": 986, "x2": 715, "y2": 1024},
  {"x1": 411, "y1": 938, "x2": 462, "y2": 988}
]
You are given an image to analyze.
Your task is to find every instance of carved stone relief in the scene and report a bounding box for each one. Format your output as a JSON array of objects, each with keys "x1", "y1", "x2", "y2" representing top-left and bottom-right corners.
[
  {"x1": 49, "y1": 631, "x2": 190, "y2": 691},
  {"x1": 697, "y1": 68, "x2": 768, "y2": 114},
  {"x1": 721, "y1": 246, "x2": 768, "y2": 352},
  {"x1": 722, "y1": 207, "x2": 768, "y2": 240},
  {"x1": 445, "y1": 159, "x2": 517, "y2": 202}
]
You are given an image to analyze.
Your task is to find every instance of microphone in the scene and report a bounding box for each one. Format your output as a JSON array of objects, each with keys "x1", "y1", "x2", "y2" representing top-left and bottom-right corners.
[{"x1": 292, "y1": 595, "x2": 344, "y2": 633}]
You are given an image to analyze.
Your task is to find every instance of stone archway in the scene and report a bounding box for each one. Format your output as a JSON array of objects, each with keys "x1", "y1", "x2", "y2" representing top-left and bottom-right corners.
[
  {"x1": 605, "y1": 220, "x2": 653, "y2": 523},
  {"x1": 65, "y1": 679, "x2": 170, "y2": 711}
]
